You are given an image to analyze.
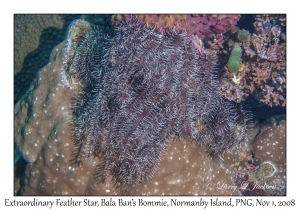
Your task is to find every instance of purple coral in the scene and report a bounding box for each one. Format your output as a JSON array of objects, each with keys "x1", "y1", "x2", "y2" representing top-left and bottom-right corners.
[
  {"x1": 68, "y1": 17, "x2": 252, "y2": 187},
  {"x1": 112, "y1": 14, "x2": 240, "y2": 40}
]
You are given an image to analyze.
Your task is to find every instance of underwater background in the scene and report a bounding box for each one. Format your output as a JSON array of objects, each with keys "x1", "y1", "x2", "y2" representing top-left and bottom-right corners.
[{"x1": 14, "y1": 14, "x2": 286, "y2": 195}]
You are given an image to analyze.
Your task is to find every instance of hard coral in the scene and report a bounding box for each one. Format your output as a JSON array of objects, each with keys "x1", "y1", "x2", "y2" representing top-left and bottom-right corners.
[
  {"x1": 112, "y1": 14, "x2": 240, "y2": 40},
  {"x1": 12, "y1": 15, "x2": 288, "y2": 196},
  {"x1": 228, "y1": 115, "x2": 286, "y2": 196},
  {"x1": 14, "y1": 19, "x2": 247, "y2": 196},
  {"x1": 215, "y1": 14, "x2": 286, "y2": 108},
  {"x1": 240, "y1": 15, "x2": 286, "y2": 107},
  {"x1": 123, "y1": 140, "x2": 240, "y2": 196},
  {"x1": 14, "y1": 41, "x2": 73, "y2": 163},
  {"x1": 14, "y1": 14, "x2": 82, "y2": 104},
  {"x1": 68, "y1": 17, "x2": 251, "y2": 188},
  {"x1": 14, "y1": 20, "x2": 118, "y2": 196},
  {"x1": 250, "y1": 115, "x2": 286, "y2": 195},
  {"x1": 14, "y1": 15, "x2": 64, "y2": 75}
]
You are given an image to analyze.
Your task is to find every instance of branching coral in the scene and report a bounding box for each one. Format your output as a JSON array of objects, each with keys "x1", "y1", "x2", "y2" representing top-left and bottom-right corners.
[
  {"x1": 219, "y1": 15, "x2": 286, "y2": 107},
  {"x1": 240, "y1": 15, "x2": 286, "y2": 107},
  {"x1": 111, "y1": 14, "x2": 240, "y2": 40}
]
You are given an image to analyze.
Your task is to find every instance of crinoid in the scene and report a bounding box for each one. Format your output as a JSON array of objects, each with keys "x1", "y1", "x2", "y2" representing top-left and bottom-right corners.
[{"x1": 66, "y1": 17, "x2": 252, "y2": 188}]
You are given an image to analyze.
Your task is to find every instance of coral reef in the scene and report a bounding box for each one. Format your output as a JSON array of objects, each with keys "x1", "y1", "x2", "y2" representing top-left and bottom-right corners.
[
  {"x1": 67, "y1": 17, "x2": 252, "y2": 187},
  {"x1": 220, "y1": 15, "x2": 286, "y2": 107},
  {"x1": 14, "y1": 20, "x2": 109, "y2": 195},
  {"x1": 241, "y1": 15, "x2": 286, "y2": 107},
  {"x1": 219, "y1": 76, "x2": 248, "y2": 103},
  {"x1": 15, "y1": 17, "x2": 252, "y2": 195},
  {"x1": 229, "y1": 115, "x2": 286, "y2": 195},
  {"x1": 14, "y1": 14, "x2": 82, "y2": 104},
  {"x1": 14, "y1": 20, "x2": 240, "y2": 195},
  {"x1": 14, "y1": 19, "x2": 94, "y2": 164},
  {"x1": 251, "y1": 115, "x2": 286, "y2": 195},
  {"x1": 14, "y1": 15, "x2": 65, "y2": 75},
  {"x1": 122, "y1": 140, "x2": 241, "y2": 196},
  {"x1": 14, "y1": 39, "x2": 74, "y2": 163},
  {"x1": 111, "y1": 14, "x2": 240, "y2": 40},
  {"x1": 14, "y1": 14, "x2": 286, "y2": 196}
]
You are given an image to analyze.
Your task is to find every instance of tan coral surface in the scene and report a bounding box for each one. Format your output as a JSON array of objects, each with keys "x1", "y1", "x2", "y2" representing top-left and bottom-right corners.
[{"x1": 14, "y1": 21, "x2": 240, "y2": 195}]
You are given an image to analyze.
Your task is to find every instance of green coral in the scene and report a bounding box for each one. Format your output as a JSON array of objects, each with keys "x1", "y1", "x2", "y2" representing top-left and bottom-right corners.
[
  {"x1": 227, "y1": 45, "x2": 242, "y2": 73},
  {"x1": 237, "y1": 29, "x2": 248, "y2": 42}
]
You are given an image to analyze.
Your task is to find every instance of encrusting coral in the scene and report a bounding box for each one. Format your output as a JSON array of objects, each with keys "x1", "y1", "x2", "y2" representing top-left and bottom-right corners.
[
  {"x1": 14, "y1": 19, "x2": 93, "y2": 164},
  {"x1": 14, "y1": 20, "x2": 110, "y2": 195}
]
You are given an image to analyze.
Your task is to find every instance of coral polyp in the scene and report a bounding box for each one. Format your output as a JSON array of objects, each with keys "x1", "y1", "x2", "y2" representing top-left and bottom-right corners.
[{"x1": 67, "y1": 17, "x2": 252, "y2": 187}]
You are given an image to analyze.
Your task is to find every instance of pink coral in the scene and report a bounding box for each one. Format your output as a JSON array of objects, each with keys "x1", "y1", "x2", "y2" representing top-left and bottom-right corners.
[
  {"x1": 112, "y1": 14, "x2": 240, "y2": 40},
  {"x1": 241, "y1": 16, "x2": 286, "y2": 107},
  {"x1": 220, "y1": 14, "x2": 286, "y2": 107}
]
